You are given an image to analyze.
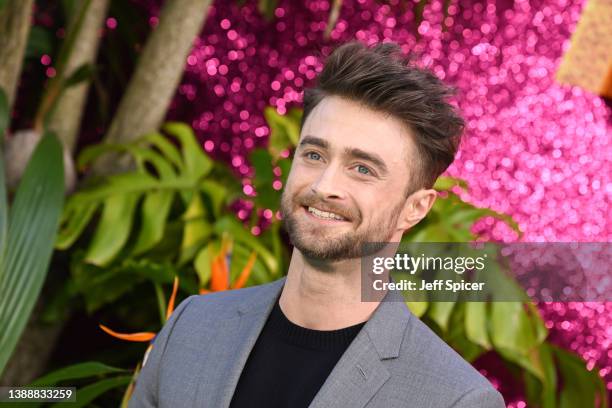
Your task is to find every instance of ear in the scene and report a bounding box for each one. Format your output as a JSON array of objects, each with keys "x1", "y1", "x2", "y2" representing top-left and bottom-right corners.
[{"x1": 397, "y1": 188, "x2": 437, "y2": 231}]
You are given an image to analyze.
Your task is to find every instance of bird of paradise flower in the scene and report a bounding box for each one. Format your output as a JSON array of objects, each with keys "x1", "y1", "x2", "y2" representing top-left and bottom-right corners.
[
  {"x1": 98, "y1": 276, "x2": 180, "y2": 407},
  {"x1": 199, "y1": 237, "x2": 257, "y2": 295},
  {"x1": 98, "y1": 241, "x2": 257, "y2": 406}
]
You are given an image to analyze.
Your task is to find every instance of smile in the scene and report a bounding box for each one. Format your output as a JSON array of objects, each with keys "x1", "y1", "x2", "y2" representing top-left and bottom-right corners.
[{"x1": 304, "y1": 206, "x2": 348, "y2": 222}]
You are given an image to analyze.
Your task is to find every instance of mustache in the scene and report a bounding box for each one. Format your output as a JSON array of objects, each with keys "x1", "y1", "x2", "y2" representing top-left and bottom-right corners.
[{"x1": 294, "y1": 191, "x2": 358, "y2": 221}]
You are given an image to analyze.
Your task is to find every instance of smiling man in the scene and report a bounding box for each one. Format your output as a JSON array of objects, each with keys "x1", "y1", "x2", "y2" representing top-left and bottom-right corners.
[{"x1": 129, "y1": 42, "x2": 505, "y2": 408}]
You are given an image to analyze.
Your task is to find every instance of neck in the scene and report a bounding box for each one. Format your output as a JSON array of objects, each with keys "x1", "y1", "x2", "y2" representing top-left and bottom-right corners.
[{"x1": 278, "y1": 248, "x2": 380, "y2": 330}]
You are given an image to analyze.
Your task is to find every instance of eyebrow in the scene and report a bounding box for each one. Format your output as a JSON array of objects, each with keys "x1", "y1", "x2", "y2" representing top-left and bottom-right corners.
[
  {"x1": 343, "y1": 147, "x2": 389, "y2": 175},
  {"x1": 299, "y1": 135, "x2": 329, "y2": 149},
  {"x1": 299, "y1": 135, "x2": 389, "y2": 175}
]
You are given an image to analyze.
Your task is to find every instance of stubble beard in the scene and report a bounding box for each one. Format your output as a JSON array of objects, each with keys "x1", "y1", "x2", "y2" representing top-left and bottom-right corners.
[{"x1": 280, "y1": 187, "x2": 403, "y2": 262}]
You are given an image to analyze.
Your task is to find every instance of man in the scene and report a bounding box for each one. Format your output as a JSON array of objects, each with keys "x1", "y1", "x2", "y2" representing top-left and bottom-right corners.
[{"x1": 129, "y1": 41, "x2": 505, "y2": 408}]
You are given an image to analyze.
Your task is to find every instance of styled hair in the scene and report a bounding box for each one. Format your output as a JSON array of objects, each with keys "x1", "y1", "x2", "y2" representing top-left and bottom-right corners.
[{"x1": 301, "y1": 41, "x2": 465, "y2": 192}]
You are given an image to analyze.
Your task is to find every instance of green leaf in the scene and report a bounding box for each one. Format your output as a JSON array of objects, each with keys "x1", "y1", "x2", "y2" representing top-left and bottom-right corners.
[
  {"x1": 526, "y1": 302, "x2": 548, "y2": 343},
  {"x1": 52, "y1": 0, "x2": 93, "y2": 78},
  {"x1": 68, "y1": 256, "x2": 174, "y2": 313},
  {"x1": 78, "y1": 143, "x2": 174, "y2": 178},
  {"x1": 253, "y1": 183, "x2": 281, "y2": 211},
  {"x1": 405, "y1": 224, "x2": 451, "y2": 242},
  {"x1": 60, "y1": 0, "x2": 78, "y2": 20},
  {"x1": 277, "y1": 157, "x2": 292, "y2": 185},
  {"x1": 499, "y1": 344, "x2": 557, "y2": 407},
  {"x1": 490, "y1": 302, "x2": 554, "y2": 390},
  {"x1": 265, "y1": 106, "x2": 301, "y2": 159},
  {"x1": 194, "y1": 242, "x2": 215, "y2": 287},
  {"x1": 84, "y1": 193, "x2": 140, "y2": 266},
  {"x1": 524, "y1": 369, "x2": 545, "y2": 407},
  {"x1": 200, "y1": 179, "x2": 228, "y2": 218},
  {"x1": 35, "y1": 0, "x2": 94, "y2": 128},
  {"x1": 132, "y1": 190, "x2": 174, "y2": 255},
  {"x1": 134, "y1": 147, "x2": 176, "y2": 180},
  {"x1": 25, "y1": 26, "x2": 53, "y2": 59},
  {"x1": 257, "y1": 0, "x2": 278, "y2": 20},
  {"x1": 72, "y1": 173, "x2": 185, "y2": 203},
  {"x1": 50, "y1": 375, "x2": 132, "y2": 408},
  {"x1": 0, "y1": 133, "x2": 64, "y2": 376},
  {"x1": 250, "y1": 148, "x2": 281, "y2": 209},
  {"x1": 555, "y1": 346, "x2": 608, "y2": 408},
  {"x1": 490, "y1": 302, "x2": 539, "y2": 353},
  {"x1": 77, "y1": 143, "x2": 130, "y2": 170},
  {"x1": 444, "y1": 303, "x2": 485, "y2": 362},
  {"x1": 58, "y1": 174, "x2": 164, "y2": 253},
  {"x1": 268, "y1": 221, "x2": 284, "y2": 268},
  {"x1": 444, "y1": 207, "x2": 490, "y2": 229},
  {"x1": 40, "y1": 279, "x2": 77, "y2": 323},
  {"x1": 464, "y1": 302, "x2": 491, "y2": 349},
  {"x1": 214, "y1": 216, "x2": 278, "y2": 275},
  {"x1": 141, "y1": 132, "x2": 184, "y2": 171},
  {"x1": 179, "y1": 193, "x2": 212, "y2": 264},
  {"x1": 250, "y1": 148, "x2": 274, "y2": 184},
  {"x1": 228, "y1": 241, "x2": 259, "y2": 284},
  {"x1": 71, "y1": 261, "x2": 145, "y2": 313},
  {"x1": 0, "y1": 90, "x2": 8, "y2": 270},
  {"x1": 427, "y1": 302, "x2": 455, "y2": 331},
  {"x1": 163, "y1": 122, "x2": 212, "y2": 180},
  {"x1": 63, "y1": 63, "x2": 94, "y2": 88},
  {"x1": 0, "y1": 86, "x2": 8, "y2": 137},
  {"x1": 56, "y1": 201, "x2": 99, "y2": 249},
  {"x1": 30, "y1": 362, "x2": 127, "y2": 386},
  {"x1": 286, "y1": 107, "x2": 303, "y2": 130},
  {"x1": 406, "y1": 301, "x2": 428, "y2": 317},
  {"x1": 433, "y1": 176, "x2": 467, "y2": 191}
]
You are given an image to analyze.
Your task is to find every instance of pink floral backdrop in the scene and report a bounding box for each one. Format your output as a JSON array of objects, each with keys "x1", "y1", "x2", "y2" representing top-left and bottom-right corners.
[{"x1": 133, "y1": 0, "x2": 610, "y2": 404}]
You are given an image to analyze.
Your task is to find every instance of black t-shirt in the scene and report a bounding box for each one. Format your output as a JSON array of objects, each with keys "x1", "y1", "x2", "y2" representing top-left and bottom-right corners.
[{"x1": 229, "y1": 300, "x2": 365, "y2": 408}]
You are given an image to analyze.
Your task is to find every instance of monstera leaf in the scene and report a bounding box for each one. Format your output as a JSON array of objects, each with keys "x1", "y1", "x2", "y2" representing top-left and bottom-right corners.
[
  {"x1": 57, "y1": 122, "x2": 221, "y2": 265},
  {"x1": 55, "y1": 122, "x2": 277, "y2": 313}
]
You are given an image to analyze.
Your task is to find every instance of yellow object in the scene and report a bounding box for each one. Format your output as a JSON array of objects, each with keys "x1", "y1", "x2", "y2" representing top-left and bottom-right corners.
[{"x1": 556, "y1": 0, "x2": 612, "y2": 98}]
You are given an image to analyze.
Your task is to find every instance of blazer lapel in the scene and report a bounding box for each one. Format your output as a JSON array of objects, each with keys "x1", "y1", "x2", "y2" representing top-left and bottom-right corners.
[
  {"x1": 192, "y1": 279, "x2": 411, "y2": 408},
  {"x1": 309, "y1": 289, "x2": 412, "y2": 408},
  {"x1": 194, "y1": 278, "x2": 286, "y2": 407}
]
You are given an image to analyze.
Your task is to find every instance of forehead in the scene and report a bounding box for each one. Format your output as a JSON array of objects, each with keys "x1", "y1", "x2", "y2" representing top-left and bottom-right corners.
[{"x1": 300, "y1": 95, "x2": 416, "y2": 168}]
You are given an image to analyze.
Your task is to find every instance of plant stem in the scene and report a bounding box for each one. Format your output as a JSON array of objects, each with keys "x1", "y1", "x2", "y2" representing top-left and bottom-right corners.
[{"x1": 153, "y1": 283, "x2": 166, "y2": 325}]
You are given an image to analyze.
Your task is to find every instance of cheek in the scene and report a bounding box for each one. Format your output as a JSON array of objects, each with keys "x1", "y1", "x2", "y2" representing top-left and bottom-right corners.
[
  {"x1": 284, "y1": 167, "x2": 312, "y2": 196},
  {"x1": 287, "y1": 163, "x2": 318, "y2": 186},
  {"x1": 359, "y1": 193, "x2": 401, "y2": 223},
  {"x1": 353, "y1": 195, "x2": 378, "y2": 221}
]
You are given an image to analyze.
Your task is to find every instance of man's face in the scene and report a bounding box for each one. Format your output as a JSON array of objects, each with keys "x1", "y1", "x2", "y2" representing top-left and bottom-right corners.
[{"x1": 280, "y1": 95, "x2": 419, "y2": 261}]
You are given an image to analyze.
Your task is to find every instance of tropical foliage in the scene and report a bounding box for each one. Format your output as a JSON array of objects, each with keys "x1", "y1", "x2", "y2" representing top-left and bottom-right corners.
[
  {"x1": 0, "y1": 88, "x2": 65, "y2": 375},
  {"x1": 51, "y1": 122, "x2": 280, "y2": 318},
  {"x1": 0, "y1": 1, "x2": 607, "y2": 407}
]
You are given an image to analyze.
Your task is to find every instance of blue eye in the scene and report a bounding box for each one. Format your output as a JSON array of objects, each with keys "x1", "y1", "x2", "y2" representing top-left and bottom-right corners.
[
  {"x1": 356, "y1": 165, "x2": 370, "y2": 175},
  {"x1": 306, "y1": 152, "x2": 321, "y2": 161}
]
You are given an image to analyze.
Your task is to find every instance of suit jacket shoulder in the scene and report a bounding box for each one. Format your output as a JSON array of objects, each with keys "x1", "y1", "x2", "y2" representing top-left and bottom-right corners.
[
  {"x1": 128, "y1": 280, "x2": 285, "y2": 408},
  {"x1": 375, "y1": 307, "x2": 504, "y2": 407},
  {"x1": 129, "y1": 278, "x2": 505, "y2": 408}
]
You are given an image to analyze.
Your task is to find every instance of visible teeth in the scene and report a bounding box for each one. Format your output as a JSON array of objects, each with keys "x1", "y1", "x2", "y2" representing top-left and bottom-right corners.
[{"x1": 308, "y1": 206, "x2": 345, "y2": 221}]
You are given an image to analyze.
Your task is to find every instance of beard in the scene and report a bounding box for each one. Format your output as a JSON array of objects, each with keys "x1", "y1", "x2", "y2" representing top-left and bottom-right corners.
[{"x1": 280, "y1": 187, "x2": 404, "y2": 261}]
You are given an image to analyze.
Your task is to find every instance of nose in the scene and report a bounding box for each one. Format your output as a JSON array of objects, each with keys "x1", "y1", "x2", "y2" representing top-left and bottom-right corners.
[{"x1": 310, "y1": 164, "x2": 346, "y2": 200}]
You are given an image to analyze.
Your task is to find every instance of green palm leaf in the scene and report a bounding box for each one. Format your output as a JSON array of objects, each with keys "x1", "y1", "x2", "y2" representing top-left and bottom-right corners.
[{"x1": 0, "y1": 132, "x2": 65, "y2": 375}]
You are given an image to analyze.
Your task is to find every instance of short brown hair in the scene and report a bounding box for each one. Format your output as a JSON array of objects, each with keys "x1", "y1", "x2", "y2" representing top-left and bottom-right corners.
[{"x1": 301, "y1": 41, "x2": 465, "y2": 192}]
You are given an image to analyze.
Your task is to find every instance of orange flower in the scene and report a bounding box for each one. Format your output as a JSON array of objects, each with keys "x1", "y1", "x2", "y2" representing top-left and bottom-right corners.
[
  {"x1": 200, "y1": 240, "x2": 257, "y2": 295},
  {"x1": 99, "y1": 276, "x2": 180, "y2": 343}
]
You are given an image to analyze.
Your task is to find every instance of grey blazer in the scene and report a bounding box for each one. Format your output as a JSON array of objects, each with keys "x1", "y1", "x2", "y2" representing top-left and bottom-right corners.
[{"x1": 129, "y1": 277, "x2": 505, "y2": 408}]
